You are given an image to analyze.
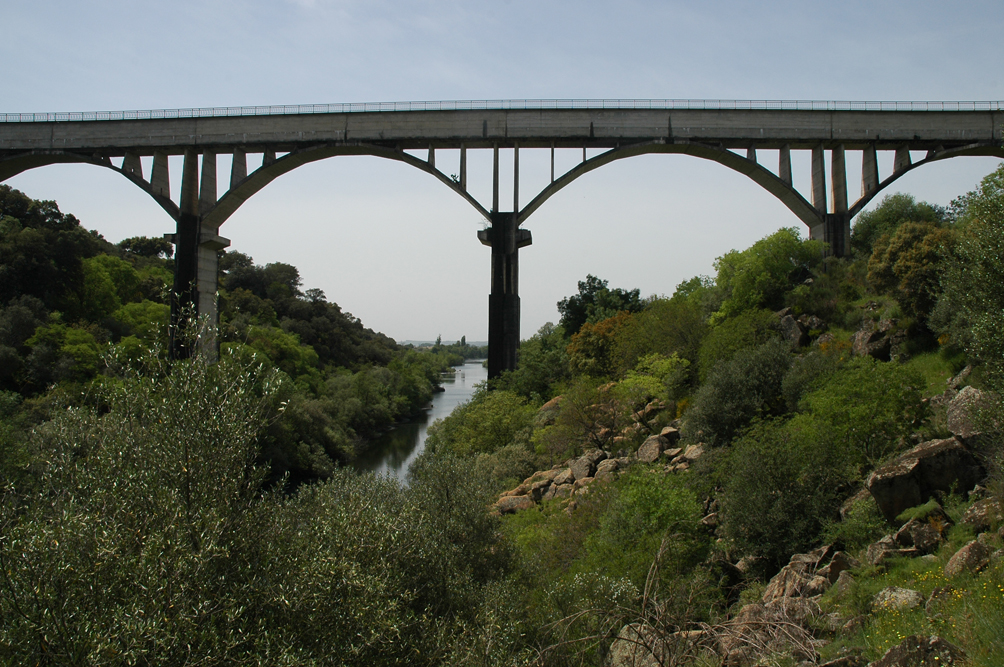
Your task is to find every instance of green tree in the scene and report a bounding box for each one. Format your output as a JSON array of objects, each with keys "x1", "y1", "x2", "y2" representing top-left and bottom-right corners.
[
  {"x1": 711, "y1": 227, "x2": 824, "y2": 322},
  {"x1": 557, "y1": 274, "x2": 642, "y2": 337},
  {"x1": 425, "y1": 388, "x2": 536, "y2": 457},
  {"x1": 851, "y1": 192, "x2": 945, "y2": 256},
  {"x1": 697, "y1": 308, "x2": 779, "y2": 383},
  {"x1": 867, "y1": 221, "x2": 954, "y2": 320}
]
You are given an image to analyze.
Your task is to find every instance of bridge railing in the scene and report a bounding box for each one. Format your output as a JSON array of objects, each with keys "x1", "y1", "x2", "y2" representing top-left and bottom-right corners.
[{"x1": 2, "y1": 99, "x2": 1003, "y2": 123}]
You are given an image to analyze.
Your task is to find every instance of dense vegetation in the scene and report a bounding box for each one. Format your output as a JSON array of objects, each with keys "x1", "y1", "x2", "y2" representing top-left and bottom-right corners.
[{"x1": 2, "y1": 164, "x2": 1004, "y2": 665}]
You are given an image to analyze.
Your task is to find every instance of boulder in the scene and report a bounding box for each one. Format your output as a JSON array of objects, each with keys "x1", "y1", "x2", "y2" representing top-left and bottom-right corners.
[
  {"x1": 872, "y1": 587, "x2": 925, "y2": 611},
  {"x1": 780, "y1": 314, "x2": 809, "y2": 349},
  {"x1": 530, "y1": 479, "x2": 552, "y2": 502},
  {"x1": 799, "y1": 314, "x2": 827, "y2": 332},
  {"x1": 865, "y1": 535, "x2": 920, "y2": 566},
  {"x1": 870, "y1": 635, "x2": 966, "y2": 667},
  {"x1": 636, "y1": 435, "x2": 669, "y2": 463},
  {"x1": 661, "y1": 447, "x2": 683, "y2": 460},
  {"x1": 552, "y1": 484, "x2": 573, "y2": 500},
  {"x1": 816, "y1": 551, "x2": 860, "y2": 584},
  {"x1": 681, "y1": 444, "x2": 704, "y2": 462},
  {"x1": 832, "y1": 570, "x2": 855, "y2": 597},
  {"x1": 961, "y1": 497, "x2": 1003, "y2": 533},
  {"x1": 866, "y1": 437, "x2": 985, "y2": 522},
  {"x1": 569, "y1": 456, "x2": 596, "y2": 481},
  {"x1": 947, "y1": 385, "x2": 985, "y2": 440},
  {"x1": 659, "y1": 426, "x2": 681, "y2": 443},
  {"x1": 494, "y1": 495, "x2": 535, "y2": 514},
  {"x1": 852, "y1": 318, "x2": 895, "y2": 360},
  {"x1": 944, "y1": 539, "x2": 992, "y2": 578},
  {"x1": 818, "y1": 656, "x2": 866, "y2": 667},
  {"x1": 893, "y1": 518, "x2": 946, "y2": 554},
  {"x1": 608, "y1": 623, "x2": 664, "y2": 667},
  {"x1": 553, "y1": 467, "x2": 574, "y2": 486}
]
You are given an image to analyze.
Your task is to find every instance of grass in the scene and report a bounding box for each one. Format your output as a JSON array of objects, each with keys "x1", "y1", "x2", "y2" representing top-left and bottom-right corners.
[
  {"x1": 817, "y1": 501, "x2": 1004, "y2": 665},
  {"x1": 902, "y1": 348, "x2": 968, "y2": 397}
]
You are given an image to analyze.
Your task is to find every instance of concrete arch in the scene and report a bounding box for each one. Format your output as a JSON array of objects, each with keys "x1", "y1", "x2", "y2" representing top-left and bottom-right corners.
[
  {"x1": 847, "y1": 143, "x2": 1004, "y2": 218},
  {"x1": 204, "y1": 144, "x2": 490, "y2": 230},
  {"x1": 518, "y1": 141, "x2": 820, "y2": 228},
  {"x1": 0, "y1": 150, "x2": 181, "y2": 220}
]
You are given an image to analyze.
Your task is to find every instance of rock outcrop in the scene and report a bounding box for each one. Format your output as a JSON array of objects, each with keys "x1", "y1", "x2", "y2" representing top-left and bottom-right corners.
[
  {"x1": 870, "y1": 635, "x2": 966, "y2": 666},
  {"x1": 866, "y1": 437, "x2": 984, "y2": 522}
]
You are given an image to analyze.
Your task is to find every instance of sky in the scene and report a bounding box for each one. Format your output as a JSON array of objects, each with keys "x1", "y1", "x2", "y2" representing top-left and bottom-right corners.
[{"x1": 2, "y1": 0, "x2": 1002, "y2": 343}]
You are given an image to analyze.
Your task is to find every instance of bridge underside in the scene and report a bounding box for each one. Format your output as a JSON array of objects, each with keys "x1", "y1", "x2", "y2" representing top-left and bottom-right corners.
[{"x1": 2, "y1": 106, "x2": 1001, "y2": 373}]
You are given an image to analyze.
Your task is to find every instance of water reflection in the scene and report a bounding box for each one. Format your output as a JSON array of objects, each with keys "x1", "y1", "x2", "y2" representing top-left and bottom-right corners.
[{"x1": 352, "y1": 359, "x2": 487, "y2": 483}]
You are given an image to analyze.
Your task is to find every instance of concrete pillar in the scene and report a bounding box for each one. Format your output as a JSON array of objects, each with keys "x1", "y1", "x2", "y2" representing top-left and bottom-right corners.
[
  {"x1": 170, "y1": 149, "x2": 201, "y2": 359},
  {"x1": 492, "y1": 144, "x2": 499, "y2": 213},
  {"x1": 747, "y1": 145, "x2": 757, "y2": 163},
  {"x1": 122, "y1": 152, "x2": 143, "y2": 180},
  {"x1": 263, "y1": 147, "x2": 276, "y2": 167},
  {"x1": 513, "y1": 143, "x2": 519, "y2": 214},
  {"x1": 894, "y1": 147, "x2": 911, "y2": 173},
  {"x1": 811, "y1": 144, "x2": 827, "y2": 213},
  {"x1": 231, "y1": 148, "x2": 247, "y2": 189},
  {"x1": 427, "y1": 145, "x2": 435, "y2": 168},
  {"x1": 861, "y1": 144, "x2": 879, "y2": 197},
  {"x1": 823, "y1": 213, "x2": 851, "y2": 258},
  {"x1": 151, "y1": 151, "x2": 170, "y2": 198},
  {"x1": 169, "y1": 148, "x2": 230, "y2": 359},
  {"x1": 550, "y1": 143, "x2": 555, "y2": 183},
  {"x1": 478, "y1": 212, "x2": 531, "y2": 379},
  {"x1": 831, "y1": 144, "x2": 847, "y2": 214},
  {"x1": 459, "y1": 144, "x2": 467, "y2": 191},
  {"x1": 779, "y1": 144, "x2": 792, "y2": 185},
  {"x1": 199, "y1": 150, "x2": 217, "y2": 216}
]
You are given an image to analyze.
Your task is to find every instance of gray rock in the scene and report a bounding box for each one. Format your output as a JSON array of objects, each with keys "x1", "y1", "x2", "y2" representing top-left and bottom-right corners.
[
  {"x1": 894, "y1": 518, "x2": 946, "y2": 554},
  {"x1": 816, "y1": 551, "x2": 860, "y2": 583},
  {"x1": 569, "y1": 456, "x2": 596, "y2": 481},
  {"x1": 852, "y1": 318, "x2": 895, "y2": 360},
  {"x1": 832, "y1": 570, "x2": 855, "y2": 597},
  {"x1": 947, "y1": 385, "x2": 985, "y2": 440},
  {"x1": 608, "y1": 623, "x2": 664, "y2": 667},
  {"x1": 872, "y1": 587, "x2": 924, "y2": 611},
  {"x1": 553, "y1": 467, "x2": 574, "y2": 486},
  {"x1": 659, "y1": 426, "x2": 681, "y2": 443},
  {"x1": 494, "y1": 495, "x2": 535, "y2": 514},
  {"x1": 681, "y1": 444, "x2": 704, "y2": 462},
  {"x1": 944, "y1": 539, "x2": 991, "y2": 577},
  {"x1": 870, "y1": 635, "x2": 966, "y2": 666},
  {"x1": 636, "y1": 435, "x2": 669, "y2": 463},
  {"x1": 961, "y1": 497, "x2": 1003, "y2": 533},
  {"x1": 780, "y1": 314, "x2": 809, "y2": 348},
  {"x1": 867, "y1": 437, "x2": 985, "y2": 522}
]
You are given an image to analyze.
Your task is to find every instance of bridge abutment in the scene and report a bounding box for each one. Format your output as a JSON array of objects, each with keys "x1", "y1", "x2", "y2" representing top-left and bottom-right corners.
[{"x1": 479, "y1": 212, "x2": 531, "y2": 379}]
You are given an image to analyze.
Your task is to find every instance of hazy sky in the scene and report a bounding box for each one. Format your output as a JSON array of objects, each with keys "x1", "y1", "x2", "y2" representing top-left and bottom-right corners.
[{"x1": 3, "y1": 0, "x2": 1002, "y2": 342}]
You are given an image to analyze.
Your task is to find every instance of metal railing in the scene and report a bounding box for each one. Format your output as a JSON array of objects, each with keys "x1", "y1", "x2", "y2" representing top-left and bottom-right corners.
[{"x1": 2, "y1": 99, "x2": 1003, "y2": 123}]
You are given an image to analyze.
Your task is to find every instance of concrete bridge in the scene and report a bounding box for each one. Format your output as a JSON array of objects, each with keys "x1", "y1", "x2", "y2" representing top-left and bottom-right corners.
[{"x1": 2, "y1": 100, "x2": 1002, "y2": 376}]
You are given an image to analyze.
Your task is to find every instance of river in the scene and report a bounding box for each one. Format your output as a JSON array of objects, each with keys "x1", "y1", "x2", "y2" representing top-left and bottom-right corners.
[{"x1": 352, "y1": 359, "x2": 488, "y2": 483}]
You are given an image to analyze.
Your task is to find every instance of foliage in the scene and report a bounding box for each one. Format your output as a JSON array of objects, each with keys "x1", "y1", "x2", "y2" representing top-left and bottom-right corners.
[
  {"x1": 0, "y1": 345, "x2": 521, "y2": 666},
  {"x1": 612, "y1": 295, "x2": 707, "y2": 380},
  {"x1": 796, "y1": 355, "x2": 929, "y2": 469},
  {"x1": 718, "y1": 417, "x2": 853, "y2": 570},
  {"x1": 613, "y1": 352, "x2": 690, "y2": 410},
  {"x1": 685, "y1": 338, "x2": 792, "y2": 447},
  {"x1": 494, "y1": 322, "x2": 570, "y2": 401},
  {"x1": 851, "y1": 192, "x2": 945, "y2": 257},
  {"x1": 557, "y1": 274, "x2": 643, "y2": 337},
  {"x1": 867, "y1": 221, "x2": 955, "y2": 320},
  {"x1": 697, "y1": 308, "x2": 779, "y2": 383},
  {"x1": 932, "y1": 164, "x2": 1004, "y2": 388},
  {"x1": 425, "y1": 387, "x2": 536, "y2": 457},
  {"x1": 780, "y1": 347, "x2": 846, "y2": 412},
  {"x1": 566, "y1": 311, "x2": 633, "y2": 378},
  {"x1": 532, "y1": 377, "x2": 620, "y2": 462},
  {"x1": 711, "y1": 227, "x2": 824, "y2": 322}
]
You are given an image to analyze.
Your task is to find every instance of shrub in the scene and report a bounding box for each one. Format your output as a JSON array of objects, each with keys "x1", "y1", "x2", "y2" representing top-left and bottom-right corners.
[
  {"x1": 684, "y1": 339, "x2": 792, "y2": 447},
  {"x1": 697, "y1": 308, "x2": 779, "y2": 383},
  {"x1": 425, "y1": 387, "x2": 536, "y2": 457},
  {"x1": 718, "y1": 418, "x2": 853, "y2": 570}
]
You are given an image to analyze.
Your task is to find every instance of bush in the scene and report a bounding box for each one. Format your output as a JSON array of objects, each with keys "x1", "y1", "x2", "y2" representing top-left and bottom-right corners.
[
  {"x1": 718, "y1": 418, "x2": 853, "y2": 571},
  {"x1": 697, "y1": 308, "x2": 779, "y2": 383},
  {"x1": 425, "y1": 387, "x2": 536, "y2": 457},
  {"x1": 684, "y1": 339, "x2": 792, "y2": 447}
]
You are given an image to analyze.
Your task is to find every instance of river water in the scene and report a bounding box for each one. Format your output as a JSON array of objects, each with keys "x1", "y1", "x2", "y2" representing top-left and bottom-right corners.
[{"x1": 352, "y1": 359, "x2": 488, "y2": 483}]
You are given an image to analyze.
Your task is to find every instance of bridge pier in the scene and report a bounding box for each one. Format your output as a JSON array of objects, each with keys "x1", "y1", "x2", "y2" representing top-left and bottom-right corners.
[
  {"x1": 167, "y1": 150, "x2": 230, "y2": 359},
  {"x1": 479, "y1": 212, "x2": 531, "y2": 379}
]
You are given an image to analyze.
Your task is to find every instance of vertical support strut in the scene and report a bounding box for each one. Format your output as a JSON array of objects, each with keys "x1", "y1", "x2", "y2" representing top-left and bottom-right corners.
[
  {"x1": 811, "y1": 144, "x2": 827, "y2": 213},
  {"x1": 151, "y1": 151, "x2": 170, "y2": 198},
  {"x1": 779, "y1": 144, "x2": 792, "y2": 185},
  {"x1": 122, "y1": 152, "x2": 143, "y2": 179},
  {"x1": 830, "y1": 144, "x2": 847, "y2": 214},
  {"x1": 550, "y1": 143, "x2": 555, "y2": 183},
  {"x1": 199, "y1": 150, "x2": 217, "y2": 216},
  {"x1": 513, "y1": 143, "x2": 519, "y2": 215},
  {"x1": 492, "y1": 144, "x2": 500, "y2": 213},
  {"x1": 861, "y1": 144, "x2": 879, "y2": 197},
  {"x1": 231, "y1": 147, "x2": 247, "y2": 188},
  {"x1": 894, "y1": 147, "x2": 912, "y2": 173},
  {"x1": 478, "y1": 213, "x2": 532, "y2": 379},
  {"x1": 460, "y1": 144, "x2": 467, "y2": 191}
]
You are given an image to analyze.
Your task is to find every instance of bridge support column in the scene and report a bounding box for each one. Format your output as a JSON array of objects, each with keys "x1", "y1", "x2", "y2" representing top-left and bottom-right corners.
[
  {"x1": 479, "y1": 212, "x2": 531, "y2": 379},
  {"x1": 168, "y1": 149, "x2": 230, "y2": 359}
]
